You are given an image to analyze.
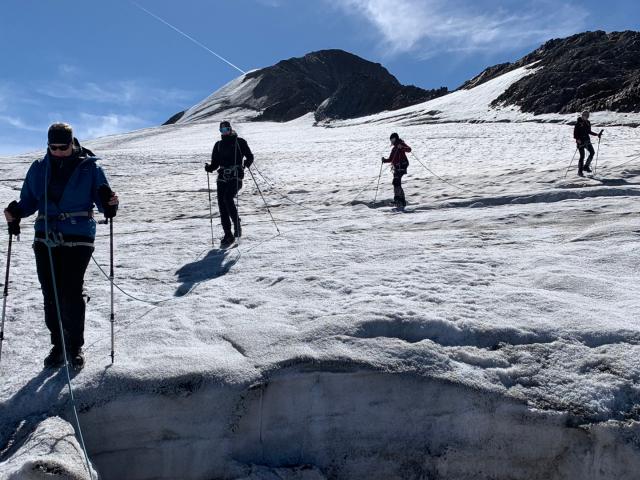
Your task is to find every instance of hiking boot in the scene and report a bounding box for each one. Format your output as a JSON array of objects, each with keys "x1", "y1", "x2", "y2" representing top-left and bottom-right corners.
[
  {"x1": 70, "y1": 349, "x2": 85, "y2": 370},
  {"x1": 220, "y1": 234, "x2": 235, "y2": 248},
  {"x1": 44, "y1": 345, "x2": 64, "y2": 368},
  {"x1": 577, "y1": 170, "x2": 584, "y2": 177}
]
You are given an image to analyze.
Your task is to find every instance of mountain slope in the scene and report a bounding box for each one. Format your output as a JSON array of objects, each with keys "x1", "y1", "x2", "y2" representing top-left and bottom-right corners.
[
  {"x1": 167, "y1": 49, "x2": 447, "y2": 124},
  {"x1": 463, "y1": 30, "x2": 640, "y2": 114}
]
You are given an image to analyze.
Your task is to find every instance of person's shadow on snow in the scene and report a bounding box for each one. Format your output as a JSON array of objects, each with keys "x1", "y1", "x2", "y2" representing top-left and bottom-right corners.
[{"x1": 174, "y1": 248, "x2": 238, "y2": 297}]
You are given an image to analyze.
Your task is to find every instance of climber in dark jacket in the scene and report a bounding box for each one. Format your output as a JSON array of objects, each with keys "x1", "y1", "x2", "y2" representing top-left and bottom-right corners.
[
  {"x1": 573, "y1": 111, "x2": 602, "y2": 176},
  {"x1": 382, "y1": 132, "x2": 411, "y2": 209},
  {"x1": 204, "y1": 121, "x2": 254, "y2": 247}
]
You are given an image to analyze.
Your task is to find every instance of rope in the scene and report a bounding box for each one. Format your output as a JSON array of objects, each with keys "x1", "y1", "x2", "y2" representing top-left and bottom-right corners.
[
  {"x1": 247, "y1": 167, "x2": 281, "y2": 234},
  {"x1": 604, "y1": 152, "x2": 640, "y2": 170},
  {"x1": 250, "y1": 164, "x2": 320, "y2": 214},
  {"x1": 43, "y1": 160, "x2": 94, "y2": 479},
  {"x1": 350, "y1": 174, "x2": 380, "y2": 204},
  {"x1": 91, "y1": 255, "x2": 173, "y2": 306},
  {"x1": 410, "y1": 152, "x2": 478, "y2": 195}
]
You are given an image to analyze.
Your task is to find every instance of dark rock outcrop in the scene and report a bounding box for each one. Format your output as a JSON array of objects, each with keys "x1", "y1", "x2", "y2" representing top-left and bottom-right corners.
[
  {"x1": 166, "y1": 49, "x2": 447, "y2": 124},
  {"x1": 465, "y1": 31, "x2": 640, "y2": 114},
  {"x1": 163, "y1": 111, "x2": 185, "y2": 126}
]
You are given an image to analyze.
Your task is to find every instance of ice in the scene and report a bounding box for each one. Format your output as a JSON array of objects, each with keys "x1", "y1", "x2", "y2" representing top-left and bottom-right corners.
[{"x1": 1, "y1": 64, "x2": 640, "y2": 478}]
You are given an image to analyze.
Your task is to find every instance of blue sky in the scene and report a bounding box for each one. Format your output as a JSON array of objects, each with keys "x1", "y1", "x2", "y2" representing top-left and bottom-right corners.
[{"x1": 1, "y1": 0, "x2": 638, "y2": 155}]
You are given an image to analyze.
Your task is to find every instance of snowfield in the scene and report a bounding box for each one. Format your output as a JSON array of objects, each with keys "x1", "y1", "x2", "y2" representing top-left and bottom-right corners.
[{"x1": 1, "y1": 68, "x2": 640, "y2": 479}]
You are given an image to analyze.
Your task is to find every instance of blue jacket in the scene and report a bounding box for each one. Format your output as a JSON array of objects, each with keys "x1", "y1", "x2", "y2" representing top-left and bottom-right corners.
[{"x1": 17, "y1": 150, "x2": 111, "y2": 241}]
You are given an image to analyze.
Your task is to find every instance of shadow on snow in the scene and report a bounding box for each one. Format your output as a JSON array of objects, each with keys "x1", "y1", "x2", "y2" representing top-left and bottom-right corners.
[{"x1": 174, "y1": 248, "x2": 238, "y2": 297}]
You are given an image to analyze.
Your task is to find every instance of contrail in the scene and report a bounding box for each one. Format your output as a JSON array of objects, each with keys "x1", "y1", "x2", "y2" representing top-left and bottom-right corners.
[{"x1": 131, "y1": 1, "x2": 247, "y2": 75}]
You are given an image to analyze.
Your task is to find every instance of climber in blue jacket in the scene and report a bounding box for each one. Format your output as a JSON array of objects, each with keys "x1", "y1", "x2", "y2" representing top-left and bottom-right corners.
[{"x1": 4, "y1": 123, "x2": 119, "y2": 369}]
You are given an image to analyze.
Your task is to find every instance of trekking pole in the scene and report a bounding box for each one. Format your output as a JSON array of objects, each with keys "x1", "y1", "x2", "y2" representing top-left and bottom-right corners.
[
  {"x1": 593, "y1": 131, "x2": 604, "y2": 176},
  {"x1": 247, "y1": 167, "x2": 280, "y2": 234},
  {"x1": 206, "y1": 172, "x2": 215, "y2": 245},
  {"x1": 373, "y1": 161, "x2": 383, "y2": 204},
  {"x1": 0, "y1": 234, "x2": 13, "y2": 364},
  {"x1": 564, "y1": 147, "x2": 579, "y2": 178},
  {"x1": 109, "y1": 218, "x2": 115, "y2": 364}
]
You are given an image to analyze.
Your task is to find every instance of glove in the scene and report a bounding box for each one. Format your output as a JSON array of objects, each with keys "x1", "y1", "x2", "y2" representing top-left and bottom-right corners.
[
  {"x1": 381, "y1": 157, "x2": 386, "y2": 163},
  {"x1": 598, "y1": 131, "x2": 603, "y2": 138},
  {"x1": 5, "y1": 201, "x2": 21, "y2": 237},
  {"x1": 98, "y1": 184, "x2": 118, "y2": 219},
  {"x1": 8, "y1": 219, "x2": 20, "y2": 237},
  {"x1": 204, "y1": 163, "x2": 215, "y2": 173},
  {"x1": 244, "y1": 158, "x2": 253, "y2": 169}
]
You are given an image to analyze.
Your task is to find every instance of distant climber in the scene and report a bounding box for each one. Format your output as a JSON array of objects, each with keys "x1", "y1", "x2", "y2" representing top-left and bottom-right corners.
[
  {"x1": 574, "y1": 111, "x2": 602, "y2": 176},
  {"x1": 382, "y1": 132, "x2": 411, "y2": 209},
  {"x1": 204, "y1": 121, "x2": 254, "y2": 247}
]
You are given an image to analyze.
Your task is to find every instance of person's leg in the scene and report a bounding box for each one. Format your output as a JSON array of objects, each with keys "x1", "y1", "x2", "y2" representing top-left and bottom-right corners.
[
  {"x1": 34, "y1": 242, "x2": 62, "y2": 347},
  {"x1": 57, "y1": 246, "x2": 93, "y2": 353},
  {"x1": 577, "y1": 145, "x2": 586, "y2": 175},
  {"x1": 224, "y1": 180, "x2": 242, "y2": 236},
  {"x1": 584, "y1": 143, "x2": 595, "y2": 170},
  {"x1": 217, "y1": 181, "x2": 232, "y2": 236},
  {"x1": 392, "y1": 173, "x2": 405, "y2": 206}
]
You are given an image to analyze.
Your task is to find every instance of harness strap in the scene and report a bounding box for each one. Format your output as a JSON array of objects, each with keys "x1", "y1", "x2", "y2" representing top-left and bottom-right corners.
[
  {"x1": 34, "y1": 232, "x2": 94, "y2": 248},
  {"x1": 36, "y1": 210, "x2": 94, "y2": 222}
]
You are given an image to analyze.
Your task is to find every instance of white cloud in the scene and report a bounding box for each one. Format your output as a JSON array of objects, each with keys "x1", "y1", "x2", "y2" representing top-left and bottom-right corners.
[
  {"x1": 332, "y1": 0, "x2": 589, "y2": 57},
  {"x1": 0, "y1": 115, "x2": 41, "y2": 132},
  {"x1": 76, "y1": 113, "x2": 147, "y2": 139},
  {"x1": 37, "y1": 80, "x2": 194, "y2": 107}
]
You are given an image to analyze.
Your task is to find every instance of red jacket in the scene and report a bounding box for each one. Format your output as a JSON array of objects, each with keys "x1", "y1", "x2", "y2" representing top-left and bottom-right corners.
[{"x1": 383, "y1": 141, "x2": 411, "y2": 167}]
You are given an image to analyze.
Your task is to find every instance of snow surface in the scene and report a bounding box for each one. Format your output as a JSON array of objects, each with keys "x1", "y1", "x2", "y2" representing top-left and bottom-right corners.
[
  {"x1": 1, "y1": 64, "x2": 640, "y2": 479},
  {"x1": 176, "y1": 72, "x2": 263, "y2": 124}
]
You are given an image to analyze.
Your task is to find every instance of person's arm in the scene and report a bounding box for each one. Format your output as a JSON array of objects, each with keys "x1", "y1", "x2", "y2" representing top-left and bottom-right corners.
[
  {"x1": 93, "y1": 164, "x2": 119, "y2": 218},
  {"x1": 382, "y1": 146, "x2": 396, "y2": 163},
  {"x1": 399, "y1": 141, "x2": 411, "y2": 153},
  {"x1": 205, "y1": 142, "x2": 220, "y2": 172},
  {"x1": 239, "y1": 138, "x2": 254, "y2": 168},
  {"x1": 14, "y1": 161, "x2": 40, "y2": 219},
  {"x1": 4, "y1": 161, "x2": 41, "y2": 235}
]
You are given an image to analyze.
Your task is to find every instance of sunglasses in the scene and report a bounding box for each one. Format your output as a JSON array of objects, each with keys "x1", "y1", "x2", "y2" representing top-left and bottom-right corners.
[
  {"x1": 219, "y1": 127, "x2": 231, "y2": 133},
  {"x1": 49, "y1": 144, "x2": 71, "y2": 151}
]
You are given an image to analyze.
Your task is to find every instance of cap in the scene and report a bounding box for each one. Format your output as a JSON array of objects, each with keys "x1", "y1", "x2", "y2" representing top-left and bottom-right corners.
[{"x1": 48, "y1": 123, "x2": 73, "y2": 145}]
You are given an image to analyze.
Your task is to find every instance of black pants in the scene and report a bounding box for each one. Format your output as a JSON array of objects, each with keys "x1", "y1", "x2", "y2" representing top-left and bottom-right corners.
[
  {"x1": 34, "y1": 242, "x2": 93, "y2": 351},
  {"x1": 217, "y1": 178, "x2": 242, "y2": 235},
  {"x1": 392, "y1": 171, "x2": 406, "y2": 207},
  {"x1": 578, "y1": 142, "x2": 595, "y2": 172}
]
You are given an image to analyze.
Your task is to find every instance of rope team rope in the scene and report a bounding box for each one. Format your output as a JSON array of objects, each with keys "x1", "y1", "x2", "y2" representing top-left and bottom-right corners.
[
  {"x1": 410, "y1": 151, "x2": 480, "y2": 195},
  {"x1": 42, "y1": 165, "x2": 94, "y2": 479}
]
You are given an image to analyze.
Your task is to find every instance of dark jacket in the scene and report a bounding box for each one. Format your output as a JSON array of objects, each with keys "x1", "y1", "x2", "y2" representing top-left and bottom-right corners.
[
  {"x1": 383, "y1": 140, "x2": 411, "y2": 172},
  {"x1": 210, "y1": 132, "x2": 254, "y2": 179},
  {"x1": 15, "y1": 141, "x2": 111, "y2": 241},
  {"x1": 574, "y1": 117, "x2": 598, "y2": 143}
]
